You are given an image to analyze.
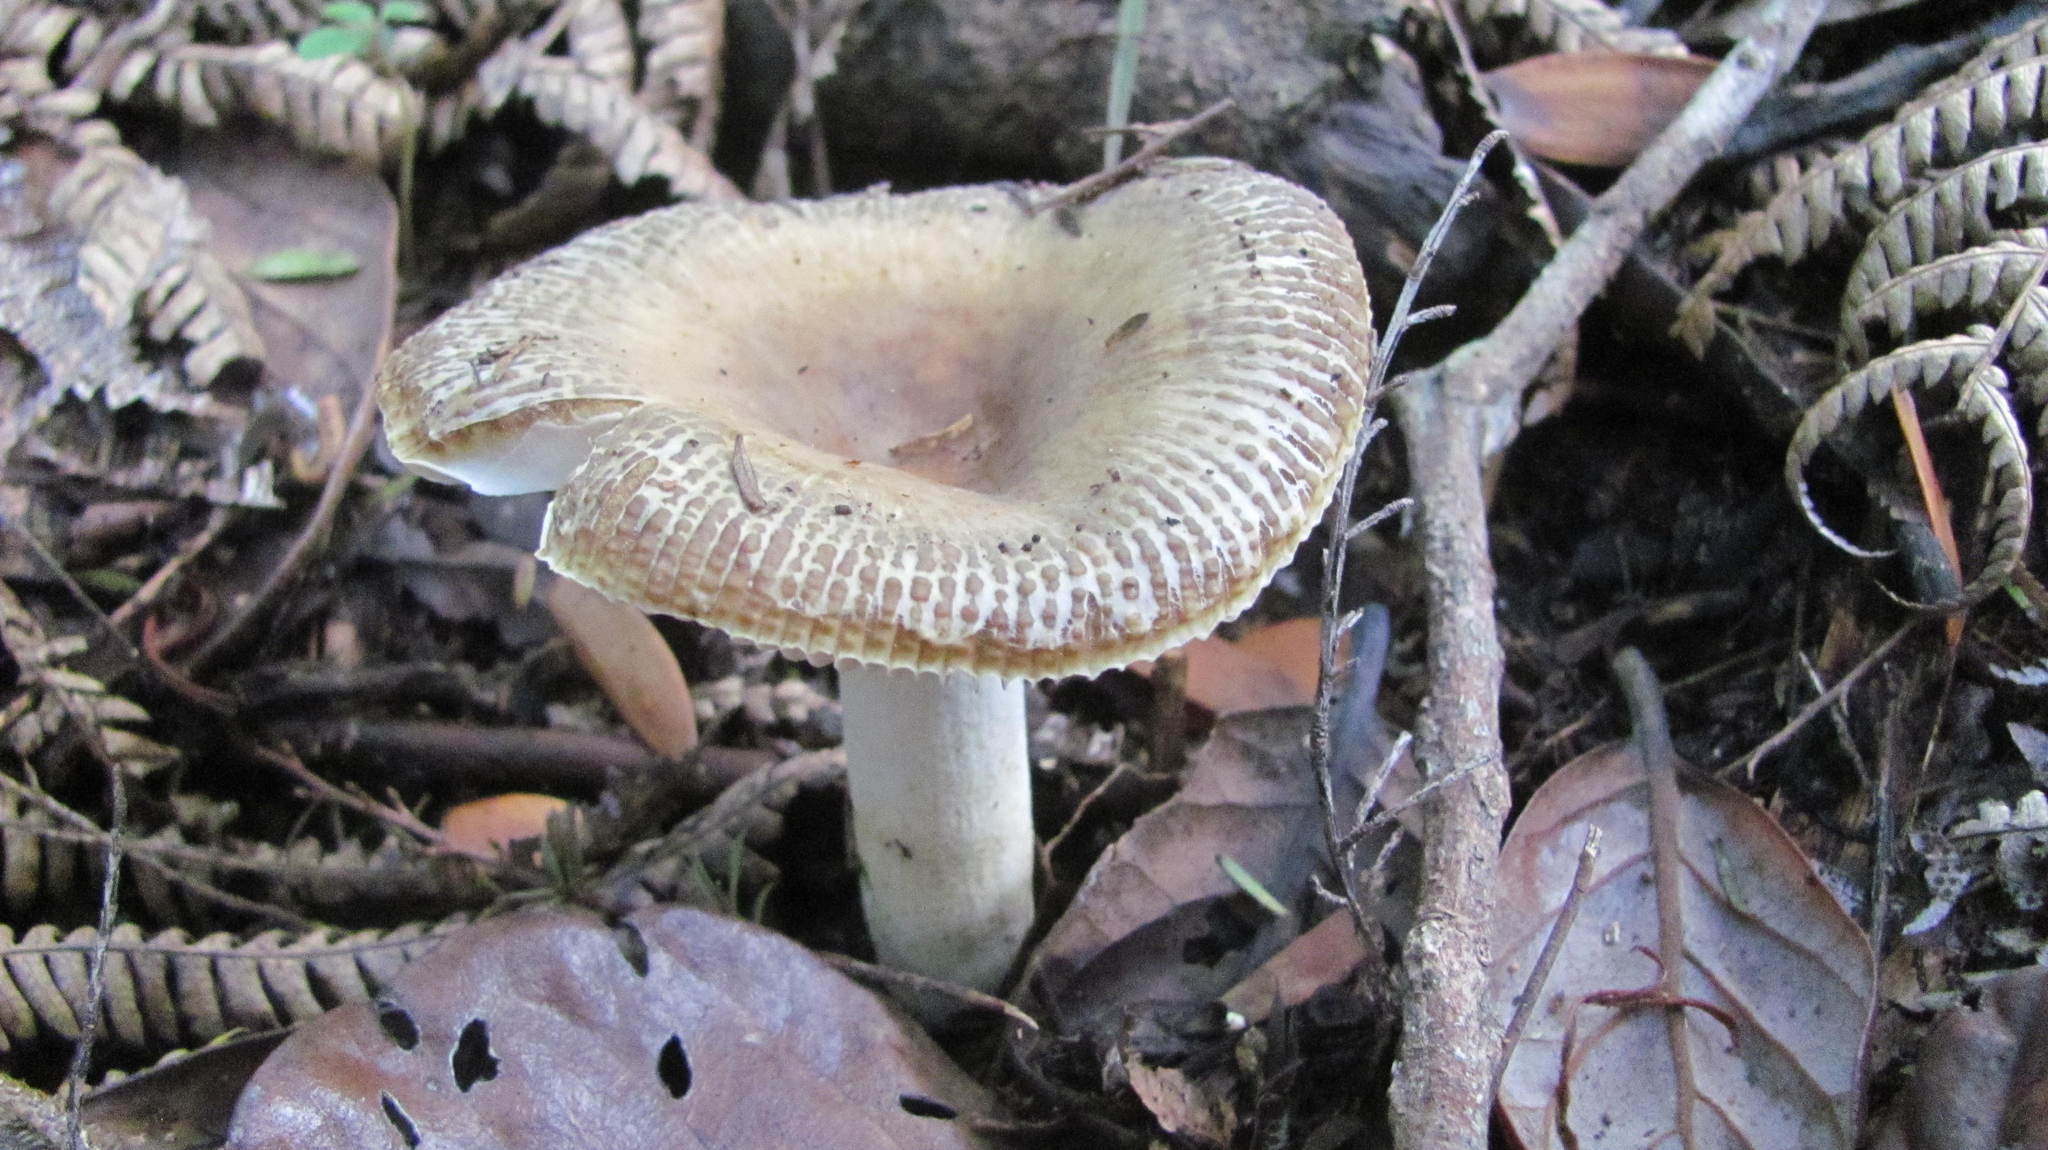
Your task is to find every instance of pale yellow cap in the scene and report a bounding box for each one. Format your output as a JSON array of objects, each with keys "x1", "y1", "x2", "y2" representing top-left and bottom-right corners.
[{"x1": 378, "y1": 159, "x2": 1374, "y2": 678}]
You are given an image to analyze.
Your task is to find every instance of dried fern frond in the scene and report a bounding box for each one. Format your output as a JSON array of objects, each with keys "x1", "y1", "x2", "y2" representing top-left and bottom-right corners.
[
  {"x1": 193, "y1": 0, "x2": 324, "y2": 44},
  {"x1": 565, "y1": 0, "x2": 632, "y2": 90},
  {"x1": 47, "y1": 131, "x2": 263, "y2": 385},
  {"x1": 635, "y1": 0, "x2": 719, "y2": 140},
  {"x1": 475, "y1": 43, "x2": 736, "y2": 199},
  {"x1": 0, "y1": 916, "x2": 466, "y2": 1057},
  {"x1": 0, "y1": 1, "x2": 105, "y2": 71},
  {"x1": 1842, "y1": 142, "x2": 2048, "y2": 313},
  {"x1": 1679, "y1": 61, "x2": 2048, "y2": 351},
  {"x1": 1841, "y1": 242, "x2": 2048, "y2": 399},
  {"x1": 104, "y1": 41, "x2": 421, "y2": 164},
  {"x1": 1454, "y1": 0, "x2": 1684, "y2": 55},
  {"x1": 0, "y1": 155, "x2": 179, "y2": 456},
  {"x1": 0, "y1": 586, "x2": 179, "y2": 781},
  {"x1": 1786, "y1": 334, "x2": 2031, "y2": 609}
]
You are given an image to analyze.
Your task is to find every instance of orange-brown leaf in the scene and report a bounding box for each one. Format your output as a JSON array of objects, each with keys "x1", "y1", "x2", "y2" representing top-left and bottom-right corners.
[
  {"x1": 1484, "y1": 53, "x2": 1717, "y2": 167},
  {"x1": 543, "y1": 574, "x2": 698, "y2": 758}
]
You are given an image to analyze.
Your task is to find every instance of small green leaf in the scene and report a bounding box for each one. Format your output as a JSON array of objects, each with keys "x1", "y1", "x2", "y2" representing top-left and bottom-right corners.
[
  {"x1": 319, "y1": 1, "x2": 378, "y2": 24},
  {"x1": 379, "y1": 0, "x2": 430, "y2": 24},
  {"x1": 247, "y1": 246, "x2": 362, "y2": 281},
  {"x1": 296, "y1": 24, "x2": 372, "y2": 59},
  {"x1": 1218, "y1": 854, "x2": 1291, "y2": 918}
]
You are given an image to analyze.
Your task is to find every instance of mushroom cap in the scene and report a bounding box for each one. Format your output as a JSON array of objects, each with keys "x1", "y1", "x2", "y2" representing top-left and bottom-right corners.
[{"x1": 378, "y1": 159, "x2": 1374, "y2": 678}]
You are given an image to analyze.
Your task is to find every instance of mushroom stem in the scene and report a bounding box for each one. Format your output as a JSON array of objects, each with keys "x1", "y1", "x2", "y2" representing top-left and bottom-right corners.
[{"x1": 838, "y1": 665, "x2": 1034, "y2": 990}]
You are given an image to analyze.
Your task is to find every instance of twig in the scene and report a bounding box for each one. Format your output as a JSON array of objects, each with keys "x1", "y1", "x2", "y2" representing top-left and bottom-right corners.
[
  {"x1": 245, "y1": 742, "x2": 452, "y2": 851},
  {"x1": 1611, "y1": 648, "x2": 1696, "y2": 1146},
  {"x1": 107, "y1": 505, "x2": 232, "y2": 631},
  {"x1": 1726, "y1": 618, "x2": 1920, "y2": 780},
  {"x1": 1381, "y1": 4, "x2": 1826, "y2": 1146},
  {"x1": 1025, "y1": 99, "x2": 1234, "y2": 217},
  {"x1": 1311, "y1": 130, "x2": 1505, "y2": 939},
  {"x1": 185, "y1": 381, "x2": 383, "y2": 675},
  {"x1": 1489, "y1": 825, "x2": 1600, "y2": 1104}
]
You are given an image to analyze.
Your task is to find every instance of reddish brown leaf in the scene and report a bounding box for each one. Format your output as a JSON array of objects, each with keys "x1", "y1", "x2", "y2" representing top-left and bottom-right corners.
[
  {"x1": 1488, "y1": 743, "x2": 1876, "y2": 1149},
  {"x1": 1870, "y1": 966, "x2": 2048, "y2": 1150},
  {"x1": 1483, "y1": 53, "x2": 1718, "y2": 167},
  {"x1": 227, "y1": 906, "x2": 995, "y2": 1149},
  {"x1": 544, "y1": 573, "x2": 699, "y2": 758}
]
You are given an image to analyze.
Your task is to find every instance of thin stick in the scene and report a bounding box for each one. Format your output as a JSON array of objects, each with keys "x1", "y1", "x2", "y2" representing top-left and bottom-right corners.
[
  {"x1": 1726, "y1": 618, "x2": 1920, "y2": 780},
  {"x1": 1025, "y1": 99, "x2": 1234, "y2": 217},
  {"x1": 1489, "y1": 825, "x2": 1600, "y2": 1104},
  {"x1": 1311, "y1": 130, "x2": 1507, "y2": 945},
  {"x1": 1612, "y1": 648, "x2": 1696, "y2": 1146},
  {"x1": 186, "y1": 381, "x2": 382, "y2": 675},
  {"x1": 107, "y1": 506, "x2": 232, "y2": 631}
]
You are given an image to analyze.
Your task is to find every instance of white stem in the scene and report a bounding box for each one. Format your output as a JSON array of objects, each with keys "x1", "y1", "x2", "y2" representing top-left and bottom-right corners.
[{"x1": 838, "y1": 665, "x2": 1033, "y2": 990}]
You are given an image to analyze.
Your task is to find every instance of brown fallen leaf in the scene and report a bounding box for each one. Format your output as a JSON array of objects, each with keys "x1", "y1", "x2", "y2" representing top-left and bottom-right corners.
[
  {"x1": 177, "y1": 128, "x2": 396, "y2": 417},
  {"x1": 1869, "y1": 965, "x2": 2048, "y2": 1150},
  {"x1": 1488, "y1": 742, "x2": 1877, "y2": 1149},
  {"x1": 1226, "y1": 617, "x2": 1325, "y2": 698},
  {"x1": 1219, "y1": 910, "x2": 1373, "y2": 1026},
  {"x1": 544, "y1": 573, "x2": 699, "y2": 758},
  {"x1": 83, "y1": 1031, "x2": 289, "y2": 1150},
  {"x1": 1483, "y1": 53, "x2": 1718, "y2": 167},
  {"x1": 1126, "y1": 1059, "x2": 1236, "y2": 1149},
  {"x1": 1138, "y1": 636, "x2": 1306, "y2": 716},
  {"x1": 227, "y1": 906, "x2": 996, "y2": 1149},
  {"x1": 1024, "y1": 708, "x2": 1388, "y2": 1043}
]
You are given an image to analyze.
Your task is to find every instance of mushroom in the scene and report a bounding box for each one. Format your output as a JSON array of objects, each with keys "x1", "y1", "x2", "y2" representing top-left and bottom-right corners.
[{"x1": 376, "y1": 158, "x2": 1375, "y2": 990}]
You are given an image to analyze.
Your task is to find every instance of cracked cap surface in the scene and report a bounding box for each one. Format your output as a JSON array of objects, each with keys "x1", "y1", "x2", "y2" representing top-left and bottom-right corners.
[{"x1": 378, "y1": 159, "x2": 1375, "y2": 678}]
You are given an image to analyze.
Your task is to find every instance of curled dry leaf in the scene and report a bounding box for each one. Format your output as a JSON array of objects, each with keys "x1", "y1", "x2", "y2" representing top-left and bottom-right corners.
[
  {"x1": 542, "y1": 573, "x2": 698, "y2": 759},
  {"x1": 1869, "y1": 965, "x2": 2048, "y2": 1150},
  {"x1": 1483, "y1": 52, "x2": 1717, "y2": 167},
  {"x1": 227, "y1": 906, "x2": 995, "y2": 1150},
  {"x1": 1488, "y1": 742, "x2": 1876, "y2": 1149}
]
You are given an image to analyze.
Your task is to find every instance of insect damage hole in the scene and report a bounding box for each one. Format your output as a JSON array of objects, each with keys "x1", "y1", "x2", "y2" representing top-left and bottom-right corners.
[
  {"x1": 380, "y1": 1092, "x2": 422, "y2": 1147},
  {"x1": 376, "y1": 1000, "x2": 420, "y2": 1050},
  {"x1": 451, "y1": 1018, "x2": 500, "y2": 1091},
  {"x1": 899, "y1": 1094, "x2": 958, "y2": 1120},
  {"x1": 657, "y1": 1034, "x2": 692, "y2": 1098},
  {"x1": 611, "y1": 922, "x2": 651, "y2": 977}
]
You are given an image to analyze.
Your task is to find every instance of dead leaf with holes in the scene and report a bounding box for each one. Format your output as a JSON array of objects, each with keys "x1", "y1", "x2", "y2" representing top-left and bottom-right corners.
[
  {"x1": 226, "y1": 906, "x2": 996, "y2": 1150},
  {"x1": 1487, "y1": 743, "x2": 1877, "y2": 1149},
  {"x1": 1869, "y1": 965, "x2": 2048, "y2": 1150},
  {"x1": 1023, "y1": 708, "x2": 1386, "y2": 1046}
]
